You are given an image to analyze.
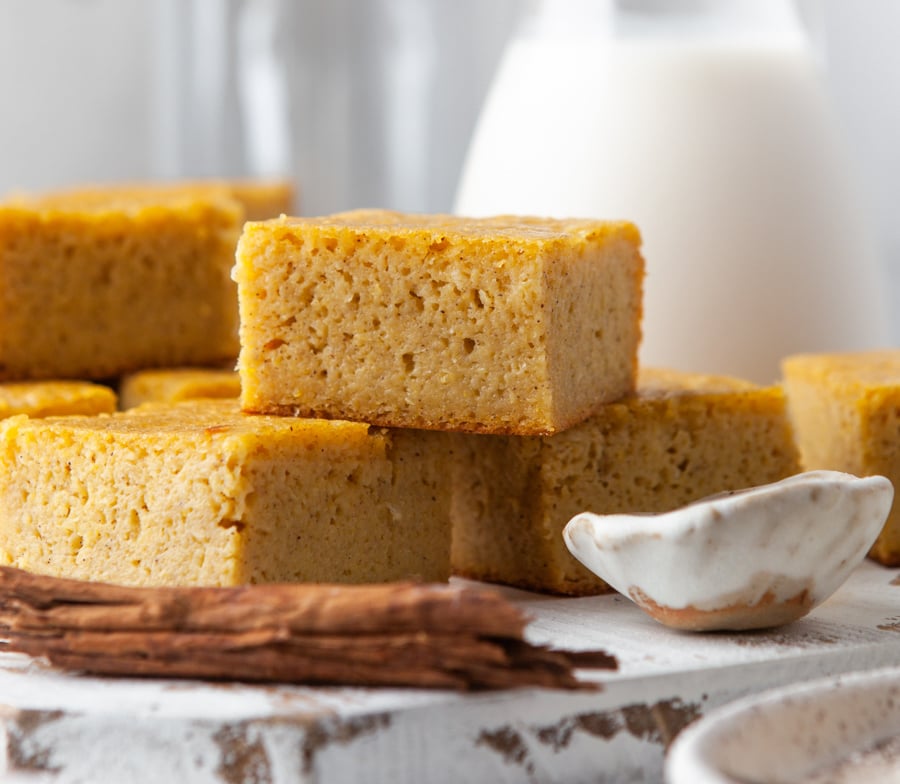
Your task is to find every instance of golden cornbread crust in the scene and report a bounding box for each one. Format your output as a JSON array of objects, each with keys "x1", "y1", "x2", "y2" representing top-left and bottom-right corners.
[
  {"x1": 451, "y1": 367, "x2": 802, "y2": 595},
  {"x1": 235, "y1": 210, "x2": 644, "y2": 435},
  {"x1": 0, "y1": 399, "x2": 453, "y2": 587},
  {"x1": 0, "y1": 191, "x2": 242, "y2": 381},
  {"x1": 782, "y1": 350, "x2": 900, "y2": 565},
  {"x1": 0, "y1": 380, "x2": 116, "y2": 418},
  {"x1": 119, "y1": 367, "x2": 240, "y2": 409},
  {"x1": 33, "y1": 178, "x2": 296, "y2": 222}
]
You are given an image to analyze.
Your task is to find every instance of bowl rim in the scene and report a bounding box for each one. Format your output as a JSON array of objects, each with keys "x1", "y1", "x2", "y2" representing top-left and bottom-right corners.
[
  {"x1": 568, "y1": 471, "x2": 892, "y2": 544},
  {"x1": 666, "y1": 663, "x2": 900, "y2": 784}
]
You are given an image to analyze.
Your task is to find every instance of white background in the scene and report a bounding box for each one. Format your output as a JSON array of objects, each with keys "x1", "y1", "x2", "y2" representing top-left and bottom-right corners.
[{"x1": 0, "y1": 0, "x2": 897, "y2": 338}]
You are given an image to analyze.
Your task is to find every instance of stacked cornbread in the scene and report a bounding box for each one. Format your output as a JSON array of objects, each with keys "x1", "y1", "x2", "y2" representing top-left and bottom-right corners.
[
  {"x1": 234, "y1": 211, "x2": 644, "y2": 432},
  {"x1": 0, "y1": 194, "x2": 238, "y2": 380},
  {"x1": 0, "y1": 180, "x2": 425, "y2": 589},
  {"x1": 0, "y1": 180, "x2": 294, "y2": 381},
  {"x1": 0, "y1": 182, "x2": 464, "y2": 585},
  {"x1": 452, "y1": 368, "x2": 800, "y2": 594},
  {"x1": 0, "y1": 192, "x2": 803, "y2": 594},
  {"x1": 233, "y1": 210, "x2": 800, "y2": 595},
  {"x1": 0, "y1": 186, "x2": 454, "y2": 588},
  {"x1": 0, "y1": 400, "x2": 451, "y2": 586}
]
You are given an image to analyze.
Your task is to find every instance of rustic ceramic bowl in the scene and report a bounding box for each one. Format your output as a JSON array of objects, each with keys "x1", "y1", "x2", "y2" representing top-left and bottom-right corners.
[
  {"x1": 666, "y1": 665, "x2": 900, "y2": 784},
  {"x1": 563, "y1": 471, "x2": 893, "y2": 631}
]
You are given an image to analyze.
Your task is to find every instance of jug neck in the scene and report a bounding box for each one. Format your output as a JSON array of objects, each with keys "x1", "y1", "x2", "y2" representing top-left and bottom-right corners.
[{"x1": 520, "y1": 0, "x2": 808, "y2": 44}]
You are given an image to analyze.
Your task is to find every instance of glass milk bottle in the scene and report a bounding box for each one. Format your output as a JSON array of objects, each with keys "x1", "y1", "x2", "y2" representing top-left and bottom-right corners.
[{"x1": 455, "y1": 0, "x2": 888, "y2": 384}]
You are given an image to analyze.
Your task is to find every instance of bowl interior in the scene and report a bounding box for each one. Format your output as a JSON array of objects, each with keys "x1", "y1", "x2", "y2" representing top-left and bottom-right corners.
[{"x1": 667, "y1": 666, "x2": 900, "y2": 784}]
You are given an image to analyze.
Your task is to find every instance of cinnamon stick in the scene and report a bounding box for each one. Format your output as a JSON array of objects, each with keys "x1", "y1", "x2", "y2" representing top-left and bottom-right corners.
[
  {"x1": 0, "y1": 566, "x2": 617, "y2": 691},
  {"x1": 0, "y1": 568, "x2": 526, "y2": 636}
]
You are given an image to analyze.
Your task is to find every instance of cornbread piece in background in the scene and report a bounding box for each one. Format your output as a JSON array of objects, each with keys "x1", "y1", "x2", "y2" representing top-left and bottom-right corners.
[
  {"x1": 451, "y1": 368, "x2": 802, "y2": 595},
  {"x1": 0, "y1": 399, "x2": 453, "y2": 587},
  {"x1": 235, "y1": 210, "x2": 644, "y2": 435},
  {"x1": 782, "y1": 350, "x2": 900, "y2": 565},
  {"x1": 0, "y1": 190, "x2": 242, "y2": 381},
  {"x1": 215, "y1": 178, "x2": 296, "y2": 220},
  {"x1": 32, "y1": 178, "x2": 296, "y2": 222},
  {"x1": 0, "y1": 381, "x2": 116, "y2": 418},
  {"x1": 119, "y1": 367, "x2": 240, "y2": 409}
]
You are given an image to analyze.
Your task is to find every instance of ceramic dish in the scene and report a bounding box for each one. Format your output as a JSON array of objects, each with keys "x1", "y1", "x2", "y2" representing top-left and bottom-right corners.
[
  {"x1": 666, "y1": 665, "x2": 900, "y2": 783},
  {"x1": 563, "y1": 471, "x2": 893, "y2": 631}
]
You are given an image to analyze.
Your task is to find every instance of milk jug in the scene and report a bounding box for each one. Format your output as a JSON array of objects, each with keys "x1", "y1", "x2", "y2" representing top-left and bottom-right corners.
[{"x1": 455, "y1": 0, "x2": 888, "y2": 383}]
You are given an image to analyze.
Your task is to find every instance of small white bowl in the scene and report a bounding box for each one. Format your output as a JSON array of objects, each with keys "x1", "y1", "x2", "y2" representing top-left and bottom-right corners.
[
  {"x1": 563, "y1": 471, "x2": 893, "y2": 631},
  {"x1": 666, "y1": 665, "x2": 900, "y2": 784}
]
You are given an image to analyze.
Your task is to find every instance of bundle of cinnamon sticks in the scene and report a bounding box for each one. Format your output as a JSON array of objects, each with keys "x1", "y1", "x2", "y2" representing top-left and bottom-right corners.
[{"x1": 0, "y1": 567, "x2": 615, "y2": 690}]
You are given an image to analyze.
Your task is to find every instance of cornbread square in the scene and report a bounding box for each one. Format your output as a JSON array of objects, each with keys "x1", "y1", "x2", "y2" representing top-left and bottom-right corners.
[
  {"x1": 119, "y1": 367, "x2": 240, "y2": 409},
  {"x1": 0, "y1": 191, "x2": 242, "y2": 381},
  {"x1": 0, "y1": 381, "x2": 116, "y2": 418},
  {"x1": 451, "y1": 368, "x2": 802, "y2": 595},
  {"x1": 782, "y1": 350, "x2": 900, "y2": 565},
  {"x1": 235, "y1": 210, "x2": 645, "y2": 435},
  {"x1": 0, "y1": 399, "x2": 452, "y2": 587}
]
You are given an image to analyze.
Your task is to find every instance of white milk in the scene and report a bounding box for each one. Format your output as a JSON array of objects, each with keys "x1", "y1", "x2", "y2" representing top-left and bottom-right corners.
[{"x1": 455, "y1": 32, "x2": 889, "y2": 383}]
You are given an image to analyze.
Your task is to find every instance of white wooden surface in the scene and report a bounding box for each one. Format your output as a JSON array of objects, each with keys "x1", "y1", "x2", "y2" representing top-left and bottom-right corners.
[{"x1": 1, "y1": 561, "x2": 899, "y2": 783}]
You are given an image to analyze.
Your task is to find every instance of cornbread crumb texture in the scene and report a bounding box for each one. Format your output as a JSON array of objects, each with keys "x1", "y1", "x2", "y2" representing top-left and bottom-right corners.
[
  {"x1": 451, "y1": 367, "x2": 801, "y2": 595},
  {"x1": 0, "y1": 399, "x2": 453, "y2": 587},
  {"x1": 0, "y1": 381, "x2": 116, "y2": 418},
  {"x1": 782, "y1": 350, "x2": 900, "y2": 565},
  {"x1": 235, "y1": 210, "x2": 644, "y2": 434},
  {"x1": 119, "y1": 367, "x2": 240, "y2": 409},
  {"x1": 0, "y1": 190, "x2": 242, "y2": 381}
]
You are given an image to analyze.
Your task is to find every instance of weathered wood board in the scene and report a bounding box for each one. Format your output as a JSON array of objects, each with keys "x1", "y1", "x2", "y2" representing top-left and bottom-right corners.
[{"x1": 1, "y1": 561, "x2": 899, "y2": 783}]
